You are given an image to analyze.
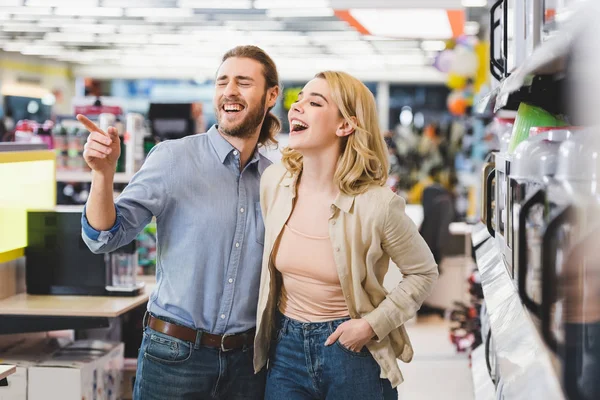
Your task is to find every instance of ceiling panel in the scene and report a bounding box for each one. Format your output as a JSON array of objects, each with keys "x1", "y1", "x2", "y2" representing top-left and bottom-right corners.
[{"x1": 0, "y1": 1, "x2": 465, "y2": 80}]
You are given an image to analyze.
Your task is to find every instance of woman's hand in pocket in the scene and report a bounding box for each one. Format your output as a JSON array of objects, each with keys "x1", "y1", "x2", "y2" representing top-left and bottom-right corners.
[{"x1": 324, "y1": 319, "x2": 375, "y2": 352}]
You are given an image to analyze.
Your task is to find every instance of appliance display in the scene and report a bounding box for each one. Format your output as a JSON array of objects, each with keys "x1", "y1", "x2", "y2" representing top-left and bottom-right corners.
[{"x1": 25, "y1": 207, "x2": 144, "y2": 297}]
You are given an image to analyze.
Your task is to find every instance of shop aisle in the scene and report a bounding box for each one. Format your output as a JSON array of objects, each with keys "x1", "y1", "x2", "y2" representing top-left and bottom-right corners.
[{"x1": 397, "y1": 315, "x2": 474, "y2": 400}]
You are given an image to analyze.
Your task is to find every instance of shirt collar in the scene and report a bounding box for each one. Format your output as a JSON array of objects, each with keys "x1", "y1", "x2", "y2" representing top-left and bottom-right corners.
[
  {"x1": 279, "y1": 171, "x2": 355, "y2": 213},
  {"x1": 208, "y1": 125, "x2": 266, "y2": 173},
  {"x1": 207, "y1": 125, "x2": 235, "y2": 164}
]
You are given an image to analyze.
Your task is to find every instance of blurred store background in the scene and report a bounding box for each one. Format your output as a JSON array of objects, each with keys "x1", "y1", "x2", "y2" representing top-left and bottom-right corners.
[{"x1": 1, "y1": 0, "x2": 599, "y2": 399}]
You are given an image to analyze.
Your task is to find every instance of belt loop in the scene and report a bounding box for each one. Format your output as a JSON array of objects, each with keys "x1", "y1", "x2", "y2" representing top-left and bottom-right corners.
[
  {"x1": 194, "y1": 329, "x2": 203, "y2": 350},
  {"x1": 283, "y1": 316, "x2": 290, "y2": 335},
  {"x1": 142, "y1": 310, "x2": 150, "y2": 329}
]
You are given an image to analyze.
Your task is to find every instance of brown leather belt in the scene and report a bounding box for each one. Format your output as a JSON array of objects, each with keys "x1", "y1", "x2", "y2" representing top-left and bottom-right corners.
[{"x1": 146, "y1": 315, "x2": 254, "y2": 352}]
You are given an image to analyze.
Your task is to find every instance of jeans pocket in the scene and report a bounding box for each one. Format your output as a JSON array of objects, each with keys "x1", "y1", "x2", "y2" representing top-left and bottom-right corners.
[
  {"x1": 144, "y1": 331, "x2": 193, "y2": 365},
  {"x1": 335, "y1": 340, "x2": 370, "y2": 357},
  {"x1": 255, "y1": 202, "x2": 265, "y2": 245}
]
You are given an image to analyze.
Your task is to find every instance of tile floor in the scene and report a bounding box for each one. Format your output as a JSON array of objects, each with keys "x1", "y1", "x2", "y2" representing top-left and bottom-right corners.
[{"x1": 396, "y1": 316, "x2": 475, "y2": 400}]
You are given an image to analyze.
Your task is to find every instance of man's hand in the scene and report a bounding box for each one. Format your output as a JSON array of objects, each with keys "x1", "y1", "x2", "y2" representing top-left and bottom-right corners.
[
  {"x1": 325, "y1": 319, "x2": 375, "y2": 352},
  {"x1": 78, "y1": 114, "x2": 121, "y2": 177}
]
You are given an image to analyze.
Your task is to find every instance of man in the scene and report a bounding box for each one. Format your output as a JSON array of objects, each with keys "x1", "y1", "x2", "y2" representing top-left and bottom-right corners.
[{"x1": 80, "y1": 45, "x2": 280, "y2": 399}]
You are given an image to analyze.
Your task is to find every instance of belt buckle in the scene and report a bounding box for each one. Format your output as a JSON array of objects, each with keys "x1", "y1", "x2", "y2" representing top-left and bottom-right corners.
[{"x1": 221, "y1": 333, "x2": 234, "y2": 352}]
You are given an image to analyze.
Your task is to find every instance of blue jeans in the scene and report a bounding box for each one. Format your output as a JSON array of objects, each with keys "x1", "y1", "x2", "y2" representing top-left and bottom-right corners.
[
  {"x1": 265, "y1": 313, "x2": 397, "y2": 400},
  {"x1": 133, "y1": 325, "x2": 265, "y2": 400}
]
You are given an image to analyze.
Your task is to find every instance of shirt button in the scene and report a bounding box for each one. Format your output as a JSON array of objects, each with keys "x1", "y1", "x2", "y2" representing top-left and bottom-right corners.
[
  {"x1": 240, "y1": 207, "x2": 245, "y2": 213},
  {"x1": 331, "y1": 220, "x2": 336, "y2": 225},
  {"x1": 235, "y1": 243, "x2": 240, "y2": 248},
  {"x1": 221, "y1": 314, "x2": 226, "y2": 319},
  {"x1": 228, "y1": 278, "x2": 233, "y2": 283},
  {"x1": 233, "y1": 150, "x2": 239, "y2": 156},
  {"x1": 335, "y1": 247, "x2": 340, "y2": 252}
]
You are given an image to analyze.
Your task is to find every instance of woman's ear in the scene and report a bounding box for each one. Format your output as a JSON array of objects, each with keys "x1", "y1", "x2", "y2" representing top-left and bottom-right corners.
[{"x1": 336, "y1": 116, "x2": 357, "y2": 138}]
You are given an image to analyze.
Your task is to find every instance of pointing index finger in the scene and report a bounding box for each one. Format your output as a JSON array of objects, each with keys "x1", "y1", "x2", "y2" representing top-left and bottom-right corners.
[{"x1": 76, "y1": 114, "x2": 107, "y2": 136}]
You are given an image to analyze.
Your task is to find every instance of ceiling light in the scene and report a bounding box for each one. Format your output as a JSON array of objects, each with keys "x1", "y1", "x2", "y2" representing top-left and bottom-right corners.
[
  {"x1": 60, "y1": 24, "x2": 118, "y2": 34},
  {"x1": 254, "y1": 0, "x2": 329, "y2": 8},
  {"x1": 178, "y1": 0, "x2": 252, "y2": 8},
  {"x1": 267, "y1": 8, "x2": 334, "y2": 18},
  {"x1": 0, "y1": 0, "x2": 22, "y2": 5},
  {"x1": 420, "y1": 40, "x2": 446, "y2": 52},
  {"x1": 224, "y1": 20, "x2": 285, "y2": 30},
  {"x1": 38, "y1": 18, "x2": 96, "y2": 27},
  {"x1": 96, "y1": 34, "x2": 148, "y2": 44},
  {"x1": 0, "y1": 7, "x2": 52, "y2": 15},
  {"x1": 26, "y1": 0, "x2": 98, "y2": 5},
  {"x1": 349, "y1": 9, "x2": 453, "y2": 39},
  {"x1": 54, "y1": 7, "x2": 123, "y2": 17},
  {"x1": 44, "y1": 32, "x2": 96, "y2": 43},
  {"x1": 3, "y1": 41, "x2": 30, "y2": 52},
  {"x1": 461, "y1": 0, "x2": 487, "y2": 6},
  {"x1": 21, "y1": 45, "x2": 64, "y2": 56},
  {"x1": 1, "y1": 22, "x2": 48, "y2": 33},
  {"x1": 125, "y1": 7, "x2": 193, "y2": 17},
  {"x1": 464, "y1": 21, "x2": 480, "y2": 35}
]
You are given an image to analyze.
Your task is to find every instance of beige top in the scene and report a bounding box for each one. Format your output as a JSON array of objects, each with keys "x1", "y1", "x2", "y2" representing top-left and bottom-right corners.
[
  {"x1": 275, "y1": 224, "x2": 349, "y2": 322},
  {"x1": 254, "y1": 164, "x2": 438, "y2": 389}
]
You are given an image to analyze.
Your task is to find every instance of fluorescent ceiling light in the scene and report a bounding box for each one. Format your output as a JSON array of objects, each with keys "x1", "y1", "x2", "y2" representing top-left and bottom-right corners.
[
  {"x1": 26, "y1": 0, "x2": 98, "y2": 5},
  {"x1": 96, "y1": 34, "x2": 149, "y2": 44},
  {"x1": 144, "y1": 15, "x2": 209, "y2": 23},
  {"x1": 254, "y1": 0, "x2": 330, "y2": 8},
  {"x1": 38, "y1": 18, "x2": 96, "y2": 27},
  {"x1": 44, "y1": 32, "x2": 96, "y2": 43},
  {"x1": 349, "y1": 9, "x2": 452, "y2": 39},
  {"x1": 461, "y1": 0, "x2": 487, "y2": 6},
  {"x1": 60, "y1": 24, "x2": 118, "y2": 34},
  {"x1": 225, "y1": 20, "x2": 285, "y2": 30},
  {"x1": 10, "y1": 14, "x2": 39, "y2": 21},
  {"x1": 3, "y1": 41, "x2": 30, "y2": 52},
  {"x1": 0, "y1": 0, "x2": 22, "y2": 5},
  {"x1": 2, "y1": 23, "x2": 48, "y2": 33},
  {"x1": 420, "y1": 40, "x2": 446, "y2": 51},
  {"x1": 125, "y1": 7, "x2": 193, "y2": 17},
  {"x1": 0, "y1": 7, "x2": 52, "y2": 15},
  {"x1": 54, "y1": 7, "x2": 123, "y2": 17},
  {"x1": 119, "y1": 24, "x2": 172, "y2": 33},
  {"x1": 178, "y1": 0, "x2": 252, "y2": 8},
  {"x1": 464, "y1": 21, "x2": 480, "y2": 35},
  {"x1": 102, "y1": 0, "x2": 176, "y2": 6},
  {"x1": 267, "y1": 8, "x2": 334, "y2": 18},
  {"x1": 21, "y1": 45, "x2": 64, "y2": 56}
]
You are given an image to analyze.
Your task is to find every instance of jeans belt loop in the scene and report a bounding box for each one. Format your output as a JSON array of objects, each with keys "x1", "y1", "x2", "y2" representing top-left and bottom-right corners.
[
  {"x1": 142, "y1": 310, "x2": 150, "y2": 328},
  {"x1": 194, "y1": 329, "x2": 203, "y2": 350}
]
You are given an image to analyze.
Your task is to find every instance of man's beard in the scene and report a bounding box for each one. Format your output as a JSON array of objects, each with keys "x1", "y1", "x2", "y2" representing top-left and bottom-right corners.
[{"x1": 217, "y1": 92, "x2": 267, "y2": 139}]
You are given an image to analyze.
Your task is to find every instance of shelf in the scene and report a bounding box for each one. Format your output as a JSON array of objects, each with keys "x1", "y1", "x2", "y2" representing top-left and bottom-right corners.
[
  {"x1": 479, "y1": 5, "x2": 586, "y2": 114},
  {"x1": 0, "y1": 365, "x2": 16, "y2": 381},
  {"x1": 474, "y1": 239, "x2": 566, "y2": 400},
  {"x1": 0, "y1": 283, "x2": 154, "y2": 334},
  {"x1": 56, "y1": 171, "x2": 133, "y2": 183},
  {"x1": 471, "y1": 345, "x2": 495, "y2": 400}
]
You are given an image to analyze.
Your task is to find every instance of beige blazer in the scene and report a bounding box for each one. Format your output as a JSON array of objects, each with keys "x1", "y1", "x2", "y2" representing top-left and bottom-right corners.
[{"x1": 253, "y1": 163, "x2": 438, "y2": 388}]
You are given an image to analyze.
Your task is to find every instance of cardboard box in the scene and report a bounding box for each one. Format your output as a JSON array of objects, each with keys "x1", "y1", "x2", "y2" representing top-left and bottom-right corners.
[
  {"x1": 120, "y1": 359, "x2": 137, "y2": 400},
  {"x1": 0, "y1": 337, "x2": 70, "y2": 400},
  {"x1": 28, "y1": 341, "x2": 124, "y2": 400}
]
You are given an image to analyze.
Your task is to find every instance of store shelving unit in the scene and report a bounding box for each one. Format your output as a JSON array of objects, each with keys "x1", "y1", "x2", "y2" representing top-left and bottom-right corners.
[
  {"x1": 473, "y1": 230, "x2": 565, "y2": 400},
  {"x1": 56, "y1": 171, "x2": 133, "y2": 184},
  {"x1": 0, "y1": 365, "x2": 16, "y2": 386}
]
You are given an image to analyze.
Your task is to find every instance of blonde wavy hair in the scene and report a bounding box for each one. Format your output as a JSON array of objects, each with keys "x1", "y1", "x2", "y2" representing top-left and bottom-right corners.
[{"x1": 281, "y1": 71, "x2": 389, "y2": 195}]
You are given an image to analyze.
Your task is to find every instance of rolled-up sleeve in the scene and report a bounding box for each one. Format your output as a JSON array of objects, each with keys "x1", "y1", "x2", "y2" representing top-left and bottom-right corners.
[
  {"x1": 81, "y1": 142, "x2": 172, "y2": 254},
  {"x1": 363, "y1": 194, "x2": 439, "y2": 341}
]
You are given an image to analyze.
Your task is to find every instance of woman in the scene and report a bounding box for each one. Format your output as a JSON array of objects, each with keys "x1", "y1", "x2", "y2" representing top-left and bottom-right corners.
[{"x1": 253, "y1": 71, "x2": 438, "y2": 400}]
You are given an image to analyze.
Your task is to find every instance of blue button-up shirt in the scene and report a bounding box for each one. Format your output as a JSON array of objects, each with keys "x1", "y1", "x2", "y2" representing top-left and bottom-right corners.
[{"x1": 81, "y1": 125, "x2": 271, "y2": 334}]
